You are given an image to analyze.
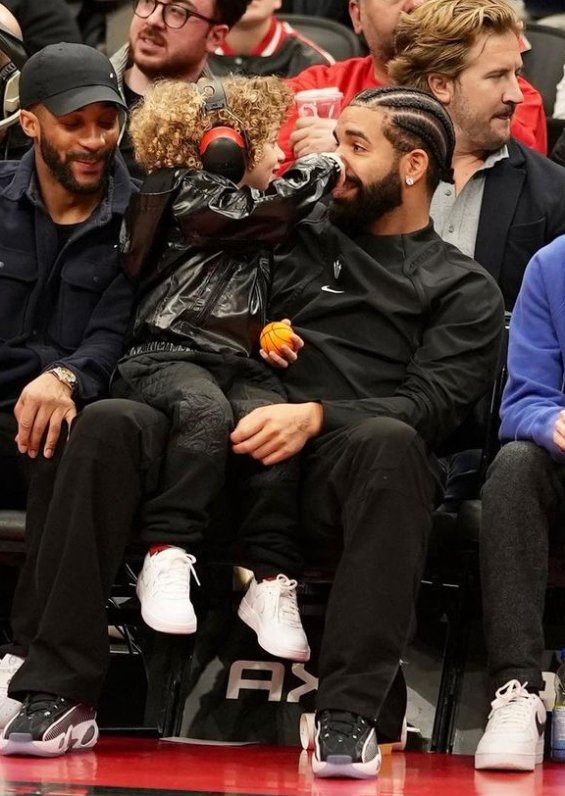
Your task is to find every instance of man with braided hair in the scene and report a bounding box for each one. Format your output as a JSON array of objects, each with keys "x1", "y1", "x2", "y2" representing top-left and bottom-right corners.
[{"x1": 232, "y1": 85, "x2": 504, "y2": 778}]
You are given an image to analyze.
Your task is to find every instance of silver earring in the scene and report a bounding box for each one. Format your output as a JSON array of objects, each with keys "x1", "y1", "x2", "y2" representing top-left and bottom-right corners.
[{"x1": 405, "y1": 176, "x2": 414, "y2": 186}]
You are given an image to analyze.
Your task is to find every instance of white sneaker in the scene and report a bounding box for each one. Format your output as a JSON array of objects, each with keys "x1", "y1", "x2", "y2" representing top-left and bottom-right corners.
[
  {"x1": 474, "y1": 680, "x2": 546, "y2": 771},
  {"x1": 0, "y1": 654, "x2": 24, "y2": 729},
  {"x1": 136, "y1": 546, "x2": 199, "y2": 634},
  {"x1": 238, "y1": 574, "x2": 310, "y2": 662}
]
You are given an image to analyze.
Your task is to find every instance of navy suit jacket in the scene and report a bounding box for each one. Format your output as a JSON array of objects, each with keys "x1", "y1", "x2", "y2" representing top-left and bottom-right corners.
[{"x1": 476, "y1": 138, "x2": 565, "y2": 310}]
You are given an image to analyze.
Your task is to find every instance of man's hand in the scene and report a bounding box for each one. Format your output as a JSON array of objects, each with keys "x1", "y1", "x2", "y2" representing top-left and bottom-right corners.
[
  {"x1": 231, "y1": 402, "x2": 324, "y2": 465},
  {"x1": 14, "y1": 373, "x2": 77, "y2": 459},
  {"x1": 554, "y1": 409, "x2": 565, "y2": 451},
  {"x1": 290, "y1": 117, "x2": 338, "y2": 159},
  {"x1": 260, "y1": 318, "x2": 304, "y2": 369}
]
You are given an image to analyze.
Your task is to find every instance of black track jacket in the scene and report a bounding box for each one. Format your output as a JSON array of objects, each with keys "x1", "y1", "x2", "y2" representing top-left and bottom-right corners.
[{"x1": 271, "y1": 213, "x2": 505, "y2": 451}]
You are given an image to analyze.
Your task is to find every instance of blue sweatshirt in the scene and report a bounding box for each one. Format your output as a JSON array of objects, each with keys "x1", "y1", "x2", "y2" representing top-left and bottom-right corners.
[{"x1": 500, "y1": 235, "x2": 565, "y2": 461}]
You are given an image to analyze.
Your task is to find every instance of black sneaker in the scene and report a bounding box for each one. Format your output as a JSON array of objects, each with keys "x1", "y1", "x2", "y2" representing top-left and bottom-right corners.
[
  {"x1": 313, "y1": 709, "x2": 381, "y2": 779},
  {"x1": 0, "y1": 693, "x2": 98, "y2": 757}
]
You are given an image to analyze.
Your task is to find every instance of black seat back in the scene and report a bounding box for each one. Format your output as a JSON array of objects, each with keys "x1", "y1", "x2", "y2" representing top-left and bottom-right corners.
[
  {"x1": 278, "y1": 13, "x2": 364, "y2": 61},
  {"x1": 523, "y1": 23, "x2": 565, "y2": 116}
]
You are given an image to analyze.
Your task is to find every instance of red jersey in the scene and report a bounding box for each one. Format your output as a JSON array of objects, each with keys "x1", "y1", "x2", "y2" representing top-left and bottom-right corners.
[{"x1": 216, "y1": 17, "x2": 333, "y2": 63}]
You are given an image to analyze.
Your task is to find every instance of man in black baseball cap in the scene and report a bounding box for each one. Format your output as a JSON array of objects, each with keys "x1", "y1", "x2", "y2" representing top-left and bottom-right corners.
[
  {"x1": 0, "y1": 41, "x2": 136, "y2": 752},
  {"x1": 18, "y1": 42, "x2": 127, "y2": 196}
]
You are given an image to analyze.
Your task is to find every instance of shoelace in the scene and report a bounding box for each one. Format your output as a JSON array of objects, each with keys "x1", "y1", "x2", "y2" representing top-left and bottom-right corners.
[
  {"x1": 150, "y1": 551, "x2": 200, "y2": 597},
  {"x1": 319, "y1": 710, "x2": 368, "y2": 742},
  {"x1": 24, "y1": 692, "x2": 67, "y2": 719},
  {"x1": 489, "y1": 680, "x2": 539, "y2": 728},
  {"x1": 267, "y1": 574, "x2": 301, "y2": 626}
]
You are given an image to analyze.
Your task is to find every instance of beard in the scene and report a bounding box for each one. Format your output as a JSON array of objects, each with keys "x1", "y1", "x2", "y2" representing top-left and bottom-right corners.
[
  {"x1": 451, "y1": 90, "x2": 515, "y2": 152},
  {"x1": 329, "y1": 165, "x2": 403, "y2": 236},
  {"x1": 130, "y1": 26, "x2": 203, "y2": 80},
  {"x1": 366, "y1": 31, "x2": 395, "y2": 64},
  {"x1": 40, "y1": 134, "x2": 113, "y2": 195}
]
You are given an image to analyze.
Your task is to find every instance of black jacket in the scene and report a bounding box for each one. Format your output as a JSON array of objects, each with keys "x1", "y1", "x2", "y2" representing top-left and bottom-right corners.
[
  {"x1": 210, "y1": 35, "x2": 331, "y2": 79},
  {"x1": 270, "y1": 214, "x2": 505, "y2": 451},
  {"x1": 121, "y1": 154, "x2": 341, "y2": 358},
  {"x1": 476, "y1": 138, "x2": 565, "y2": 310},
  {"x1": 0, "y1": 151, "x2": 136, "y2": 409},
  {"x1": 4, "y1": 0, "x2": 82, "y2": 53}
]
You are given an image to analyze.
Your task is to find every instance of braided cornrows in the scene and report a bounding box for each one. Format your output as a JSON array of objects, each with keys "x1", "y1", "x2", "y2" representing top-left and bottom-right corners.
[{"x1": 350, "y1": 86, "x2": 455, "y2": 185}]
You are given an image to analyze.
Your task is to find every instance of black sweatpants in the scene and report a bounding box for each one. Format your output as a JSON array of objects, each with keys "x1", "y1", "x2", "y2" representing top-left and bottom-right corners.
[
  {"x1": 0, "y1": 411, "x2": 28, "y2": 509},
  {"x1": 113, "y1": 351, "x2": 302, "y2": 577},
  {"x1": 7, "y1": 400, "x2": 170, "y2": 701},
  {"x1": 299, "y1": 417, "x2": 437, "y2": 734},
  {"x1": 231, "y1": 414, "x2": 438, "y2": 734}
]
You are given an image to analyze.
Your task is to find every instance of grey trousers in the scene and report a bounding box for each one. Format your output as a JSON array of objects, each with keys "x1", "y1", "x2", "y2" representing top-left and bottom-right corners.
[{"x1": 481, "y1": 440, "x2": 565, "y2": 692}]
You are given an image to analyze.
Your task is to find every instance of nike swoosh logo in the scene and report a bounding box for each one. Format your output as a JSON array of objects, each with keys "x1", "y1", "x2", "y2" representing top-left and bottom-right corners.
[
  {"x1": 536, "y1": 715, "x2": 546, "y2": 736},
  {"x1": 321, "y1": 285, "x2": 345, "y2": 294}
]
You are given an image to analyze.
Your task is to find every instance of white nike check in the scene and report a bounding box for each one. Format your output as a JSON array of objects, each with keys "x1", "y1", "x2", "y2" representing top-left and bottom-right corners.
[{"x1": 321, "y1": 285, "x2": 345, "y2": 294}]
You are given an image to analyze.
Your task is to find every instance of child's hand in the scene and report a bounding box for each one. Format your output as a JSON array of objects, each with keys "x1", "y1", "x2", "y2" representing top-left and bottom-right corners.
[
  {"x1": 322, "y1": 152, "x2": 346, "y2": 189},
  {"x1": 260, "y1": 319, "x2": 304, "y2": 369}
]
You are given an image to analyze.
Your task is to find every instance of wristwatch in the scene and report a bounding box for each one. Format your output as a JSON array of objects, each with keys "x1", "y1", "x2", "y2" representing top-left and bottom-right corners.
[{"x1": 48, "y1": 366, "x2": 78, "y2": 395}]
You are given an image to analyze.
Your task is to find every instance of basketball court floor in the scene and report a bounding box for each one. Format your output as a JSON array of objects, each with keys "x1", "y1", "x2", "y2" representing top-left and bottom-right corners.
[{"x1": 0, "y1": 738, "x2": 564, "y2": 796}]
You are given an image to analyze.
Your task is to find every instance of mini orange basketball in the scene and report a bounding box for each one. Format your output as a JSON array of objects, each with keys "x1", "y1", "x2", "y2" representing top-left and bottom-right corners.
[{"x1": 259, "y1": 321, "x2": 296, "y2": 355}]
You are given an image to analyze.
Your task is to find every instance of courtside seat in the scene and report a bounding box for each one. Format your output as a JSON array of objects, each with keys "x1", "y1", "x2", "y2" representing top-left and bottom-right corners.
[
  {"x1": 0, "y1": 510, "x2": 25, "y2": 551},
  {"x1": 0, "y1": 510, "x2": 25, "y2": 635},
  {"x1": 523, "y1": 23, "x2": 565, "y2": 116},
  {"x1": 520, "y1": 23, "x2": 565, "y2": 153},
  {"x1": 0, "y1": 510, "x2": 25, "y2": 612},
  {"x1": 278, "y1": 13, "x2": 365, "y2": 60},
  {"x1": 536, "y1": 14, "x2": 565, "y2": 32}
]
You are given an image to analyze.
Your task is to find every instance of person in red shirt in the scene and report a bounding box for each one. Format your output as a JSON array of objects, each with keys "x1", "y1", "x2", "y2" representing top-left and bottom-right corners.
[
  {"x1": 279, "y1": 0, "x2": 546, "y2": 168},
  {"x1": 211, "y1": 0, "x2": 334, "y2": 77}
]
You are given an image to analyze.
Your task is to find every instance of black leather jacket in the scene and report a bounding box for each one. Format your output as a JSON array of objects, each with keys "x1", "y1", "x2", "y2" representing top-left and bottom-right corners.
[{"x1": 121, "y1": 154, "x2": 341, "y2": 357}]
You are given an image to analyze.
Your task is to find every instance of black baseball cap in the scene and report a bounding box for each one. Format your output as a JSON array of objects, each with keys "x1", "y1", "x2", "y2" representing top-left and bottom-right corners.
[{"x1": 19, "y1": 42, "x2": 127, "y2": 116}]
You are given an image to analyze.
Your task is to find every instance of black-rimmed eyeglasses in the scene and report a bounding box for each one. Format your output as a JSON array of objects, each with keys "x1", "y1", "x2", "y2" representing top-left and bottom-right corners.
[{"x1": 132, "y1": 0, "x2": 220, "y2": 29}]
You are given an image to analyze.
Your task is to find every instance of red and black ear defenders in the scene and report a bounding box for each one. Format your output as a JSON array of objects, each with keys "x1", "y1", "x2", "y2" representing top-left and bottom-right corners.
[{"x1": 197, "y1": 76, "x2": 250, "y2": 184}]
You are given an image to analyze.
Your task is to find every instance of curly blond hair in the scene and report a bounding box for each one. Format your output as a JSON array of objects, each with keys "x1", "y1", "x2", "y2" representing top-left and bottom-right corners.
[
  {"x1": 129, "y1": 75, "x2": 293, "y2": 173},
  {"x1": 389, "y1": 0, "x2": 521, "y2": 92}
]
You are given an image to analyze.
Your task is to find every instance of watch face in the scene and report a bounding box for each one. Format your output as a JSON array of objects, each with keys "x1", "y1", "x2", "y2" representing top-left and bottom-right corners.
[
  {"x1": 51, "y1": 367, "x2": 77, "y2": 391},
  {"x1": 62, "y1": 369, "x2": 77, "y2": 385}
]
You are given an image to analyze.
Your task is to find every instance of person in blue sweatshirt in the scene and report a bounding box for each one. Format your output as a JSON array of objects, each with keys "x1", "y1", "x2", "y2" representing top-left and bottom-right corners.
[{"x1": 475, "y1": 236, "x2": 565, "y2": 772}]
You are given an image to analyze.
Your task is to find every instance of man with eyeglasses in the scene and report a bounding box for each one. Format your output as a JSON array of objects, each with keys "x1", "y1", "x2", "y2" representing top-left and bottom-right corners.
[{"x1": 111, "y1": 0, "x2": 250, "y2": 177}]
